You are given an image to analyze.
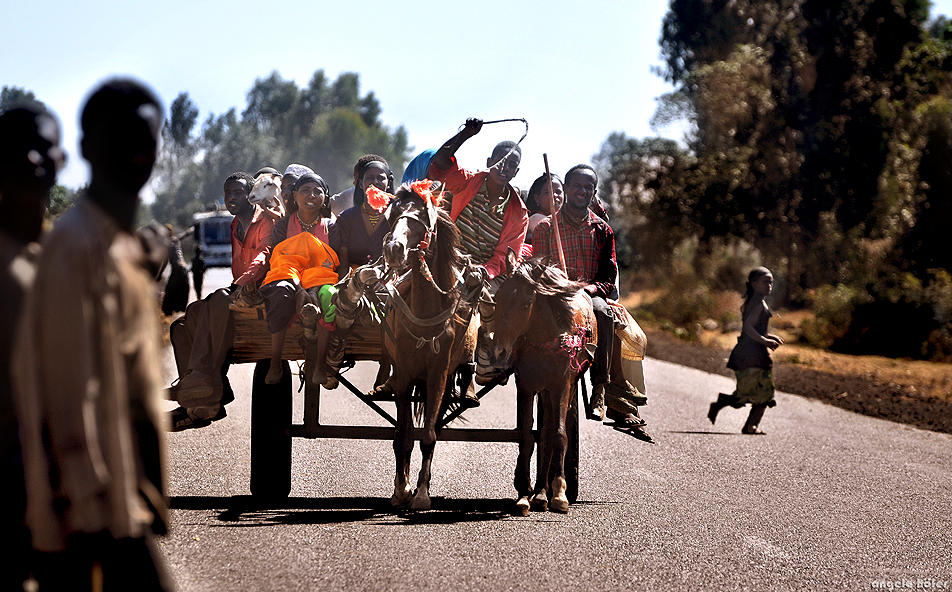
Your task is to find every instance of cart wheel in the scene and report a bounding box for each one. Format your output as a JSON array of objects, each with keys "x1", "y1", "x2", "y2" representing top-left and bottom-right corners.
[
  {"x1": 251, "y1": 360, "x2": 292, "y2": 499},
  {"x1": 565, "y1": 380, "x2": 580, "y2": 504}
]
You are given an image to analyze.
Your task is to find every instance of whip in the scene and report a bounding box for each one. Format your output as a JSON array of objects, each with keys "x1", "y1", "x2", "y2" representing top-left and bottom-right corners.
[{"x1": 458, "y1": 118, "x2": 528, "y2": 164}]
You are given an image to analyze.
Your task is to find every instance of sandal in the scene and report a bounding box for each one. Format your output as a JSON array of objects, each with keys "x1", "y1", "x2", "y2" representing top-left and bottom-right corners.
[
  {"x1": 169, "y1": 405, "x2": 226, "y2": 432},
  {"x1": 605, "y1": 409, "x2": 655, "y2": 443},
  {"x1": 626, "y1": 424, "x2": 656, "y2": 444},
  {"x1": 605, "y1": 408, "x2": 646, "y2": 429}
]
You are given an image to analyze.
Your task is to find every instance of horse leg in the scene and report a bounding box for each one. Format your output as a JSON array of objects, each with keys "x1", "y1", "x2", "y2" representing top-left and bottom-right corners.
[
  {"x1": 546, "y1": 382, "x2": 572, "y2": 514},
  {"x1": 530, "y1": 388, "x2": 552, "y2": 512},
  {"x1": 391, "y1": 383, "x2": 414, "y2": 507},
  {"x1": 410, "y1": 372, "x2": 447, "y2": 510},
  {"x1": 411, "y1": 438, "x2": 436, "y2": 510},
  {"x1": 514, "y1": 383, "x2": 535, "y2": 516}
]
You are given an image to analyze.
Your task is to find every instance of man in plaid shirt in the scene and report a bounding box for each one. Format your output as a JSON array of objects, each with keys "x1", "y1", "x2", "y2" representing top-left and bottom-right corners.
[{"x1": 533, "y1": 165, "x2": 652, "y2": 442}]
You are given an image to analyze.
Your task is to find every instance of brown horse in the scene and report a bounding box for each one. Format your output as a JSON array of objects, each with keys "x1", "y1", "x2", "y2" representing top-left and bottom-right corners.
[
  {"x1": 382, "y1": 181, "x2": 481, "y2": 510},
  {"x1": 490, "y1": 250, "x2": 594, "y2": 514}
]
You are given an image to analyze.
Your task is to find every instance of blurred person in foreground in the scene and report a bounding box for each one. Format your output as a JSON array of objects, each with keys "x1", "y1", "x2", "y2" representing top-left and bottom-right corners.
[
  {"x1": 0, "y1": 100, "x2": 66, "y2": 592},
  {"x1": 13, "y1": 78, "x2": 175, "y2": 591}
]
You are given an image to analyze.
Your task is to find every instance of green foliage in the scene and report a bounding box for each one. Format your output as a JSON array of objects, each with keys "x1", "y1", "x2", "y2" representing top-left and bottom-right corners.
[
  {"x1": 797, "y1": 269, "x2": 952, "y2": 360},
  {"x1": 46, "y1": 184, "x2": 78, "y2": 221},
  {"x1": 641, "y1": 273, "x2": 721, "y2": 330},
  {"x1": 798, "y1": 284, "x2": 867, "y2": 348},
  {"x1": 151, "y1": 70, "x2": 409, "y2": 228},
  {"x1": 0, "y1": 86, "x2": 42, "y2": 111},
  {"x1": 603, "y1": 0, "x2": 952, "y2": 360}
]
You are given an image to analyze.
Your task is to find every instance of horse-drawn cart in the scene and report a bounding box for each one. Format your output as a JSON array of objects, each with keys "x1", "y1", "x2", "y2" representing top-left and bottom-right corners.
[{"x1": 229, "y1": 299, "x2": 582, "y2": 504}]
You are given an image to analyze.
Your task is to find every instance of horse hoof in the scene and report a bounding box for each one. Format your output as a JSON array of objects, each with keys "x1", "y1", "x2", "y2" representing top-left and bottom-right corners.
[
  {"x1": 391, "y1": 487, "x2": 412, "y2": 507},
  {"x1": 410, "y1": 493, "x2": 431, "y2": 511},
  {"x1": 549, "y1": 496, "x2": 569, "y2": 514},
  {"x1": 515, "y1": 497, "x2": 531, "y2": 517},
  {"x1": 530, "y1": 493, "x2": 548, "y2": 513}
]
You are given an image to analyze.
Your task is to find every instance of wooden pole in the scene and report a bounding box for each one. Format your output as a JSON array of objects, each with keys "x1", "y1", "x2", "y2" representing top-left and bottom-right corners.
[{"x1": 543, "y1": 153, "x2": 566, "y2": 272}]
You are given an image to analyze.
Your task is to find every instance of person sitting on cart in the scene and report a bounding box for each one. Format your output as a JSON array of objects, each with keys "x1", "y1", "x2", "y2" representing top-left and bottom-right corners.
[
  {"x1": 532, "y1": 164, "x2": 653, "y2": 443},
  {"x1": 330, "y1": 157, "x2": 394, "y2": 278},
  {"x1": 168, "y1": 171, "x2": 274, "y2": 431},
  {"x1": 329, "y1": 157, "x2": 396, "y2": 389},
  {"x1": 328, "y1": 154, "x2": 388, "y2": 220},
  {"x1": 427, "y1": 118, "x2": 529, "y2": 395},
  {"x1": 280, "y1": 163, "x2": 313, "y2": 214},
  {"x1": 260, "y1": 173, "x2": 339, "y2": 387},
  {"x1": 523, "y1": 171, "x2": 564, "y2": 251}
]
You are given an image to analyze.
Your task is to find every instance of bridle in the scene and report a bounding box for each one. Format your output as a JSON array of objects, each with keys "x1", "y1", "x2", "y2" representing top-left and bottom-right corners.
[{"x1": 378, "y1": 192, "x2": 482, "y2": 354}]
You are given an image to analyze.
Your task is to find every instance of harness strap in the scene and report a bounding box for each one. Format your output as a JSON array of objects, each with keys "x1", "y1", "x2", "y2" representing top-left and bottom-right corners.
[{"x1": 385, "y1": 283, "x2": 458, "y2": 327}]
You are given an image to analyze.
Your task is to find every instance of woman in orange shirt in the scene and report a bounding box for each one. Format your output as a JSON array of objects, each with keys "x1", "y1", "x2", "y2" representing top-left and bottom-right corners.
[{"x1": 260, "y1": 173, "x2": 339, "y2": 385}]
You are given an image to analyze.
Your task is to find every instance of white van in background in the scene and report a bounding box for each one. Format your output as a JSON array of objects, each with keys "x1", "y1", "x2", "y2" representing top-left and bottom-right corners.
[{"x1": 192, "y1": 209, "x2": 234, "y2": 267}]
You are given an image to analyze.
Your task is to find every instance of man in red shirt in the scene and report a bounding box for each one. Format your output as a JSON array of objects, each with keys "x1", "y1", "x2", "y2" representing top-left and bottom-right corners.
[
  {"x1": 428, "y1": 118, "x2": 529, "y2": 393},
  {"x1": 169, "y1": 172, "x2": 274, "y2": 430},
  {"x1": 428, "y1": 118, "x2": 529, "y2": 283},
  {"x1": 533, "y1": 165, "x2": 652, "y2": 442}
]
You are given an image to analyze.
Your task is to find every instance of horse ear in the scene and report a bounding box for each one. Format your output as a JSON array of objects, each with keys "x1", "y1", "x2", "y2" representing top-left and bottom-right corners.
[
  {"x1": 505, "y1": 247, "x2": 518, "y2": 276},
  {"x1": 531, "y1": 263, "x2": 546, "y2": 282},
  {"x1": 424, "y1": 195, "x2": 439, "y2": 229}
]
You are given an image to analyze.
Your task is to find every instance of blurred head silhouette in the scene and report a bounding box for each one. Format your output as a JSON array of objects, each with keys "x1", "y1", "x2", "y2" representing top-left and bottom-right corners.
[
  {"x1": 0, "y1": 101, "x2": 65, "y2": 243},
  {"x1": 80, "y1": 78, "x2": 163, "y2": 198}
]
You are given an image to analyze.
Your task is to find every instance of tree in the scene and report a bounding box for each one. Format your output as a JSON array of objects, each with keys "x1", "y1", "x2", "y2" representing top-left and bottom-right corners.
[
  {"x1": 167, "y1": 92, "x2": 199, "y2": 147},
  {"x1": 593, "y1": 133, "x2": 689, "y2": 270},
  {"x1": 646, "y1": 0, "x2": 935, "y2": 296},
  {"x1": 610, "y1": 0, "x2": 952, "y2": 357},
  {"x1": 152, "y1": 70, "x2": 409, "y2": 229},
  {"x1": 0, "y1": 86, "x2": 42, "y2": 111}
]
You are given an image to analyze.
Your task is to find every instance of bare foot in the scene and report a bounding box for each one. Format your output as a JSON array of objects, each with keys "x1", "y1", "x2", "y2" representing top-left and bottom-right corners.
[
  {"x1": 264, "y1": 361, "x2": 284, "y2": 384},
  {"x1": 310, "y1": 363, "x2": 327, "y2": 388}
]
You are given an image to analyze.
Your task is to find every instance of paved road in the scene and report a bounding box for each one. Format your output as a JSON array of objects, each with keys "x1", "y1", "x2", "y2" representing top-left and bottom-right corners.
[{"x1": 159, "y1": 269, "x2": 951, "y2": 591}]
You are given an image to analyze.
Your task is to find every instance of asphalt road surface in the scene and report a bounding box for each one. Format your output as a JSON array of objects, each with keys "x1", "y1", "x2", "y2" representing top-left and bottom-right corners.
[{"x1": 158, "y1": 269, "x2": 951, "y2": 591}]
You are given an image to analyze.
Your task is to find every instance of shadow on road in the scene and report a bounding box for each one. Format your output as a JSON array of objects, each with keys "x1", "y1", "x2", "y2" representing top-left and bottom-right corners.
[
  {"x1": 666, "y1": 430, "x2": 747, "y2": 436},
  {"x1": 169, "y1": 495, "x2": 517, "y2": 526}
]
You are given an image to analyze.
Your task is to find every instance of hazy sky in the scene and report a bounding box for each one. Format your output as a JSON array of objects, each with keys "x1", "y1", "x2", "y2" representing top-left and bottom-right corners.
[{"x1": 4, "y1": 0, "x2": 951, "y2": 195}]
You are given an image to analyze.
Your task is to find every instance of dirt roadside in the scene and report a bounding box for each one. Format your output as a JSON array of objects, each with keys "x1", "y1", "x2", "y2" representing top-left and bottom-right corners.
[{"x1": 643, "y1": 326, "x2": 952, "y2": 436}]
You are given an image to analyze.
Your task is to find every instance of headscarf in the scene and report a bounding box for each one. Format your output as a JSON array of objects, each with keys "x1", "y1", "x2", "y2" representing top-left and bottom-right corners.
[
  {"x1": 292, "y1": 173, "x2": 329, "y2": 194},
  {"x1": 286, "y1": 173, "x2": 328, "y2": 216},
  {"x1": 401, "y1": 148, "x2": 436, "y2": 184},
  {"x1": 283, "y1": 163, "x2": 312, "y2": 178}
]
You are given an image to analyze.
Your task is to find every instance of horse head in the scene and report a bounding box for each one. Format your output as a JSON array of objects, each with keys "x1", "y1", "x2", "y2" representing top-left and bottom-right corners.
[
  {"x1": 490, "y1": 249, "x2": 590, "y2": 367},
  {"x1": 489, "y1": 249, "x2": 542, "y2": 366},
  {"x1": 383, "y1": 180, "x2": 443, "y2": 272}
]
